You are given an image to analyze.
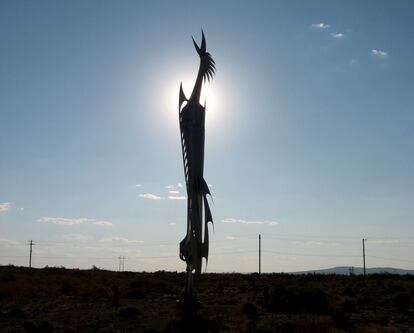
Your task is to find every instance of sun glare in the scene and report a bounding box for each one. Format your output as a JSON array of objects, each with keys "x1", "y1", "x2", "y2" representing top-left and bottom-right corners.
[{"x1": 168, "y1": 78, "x2": 218, "y2": 126}]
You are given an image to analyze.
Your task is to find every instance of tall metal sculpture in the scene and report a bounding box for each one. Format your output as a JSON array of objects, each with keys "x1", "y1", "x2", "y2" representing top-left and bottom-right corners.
[{"x1": 178, "y1": 31, "x2": 215, "y2": 305}]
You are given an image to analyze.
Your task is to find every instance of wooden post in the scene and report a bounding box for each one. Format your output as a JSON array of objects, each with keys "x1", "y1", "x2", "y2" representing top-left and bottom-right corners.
[
  {"x1": 259, "y1": 234, "x2": 261, "y2": 275},
  {"x1": 362, "y1": 238, "x2": 366, "y2": 276}
]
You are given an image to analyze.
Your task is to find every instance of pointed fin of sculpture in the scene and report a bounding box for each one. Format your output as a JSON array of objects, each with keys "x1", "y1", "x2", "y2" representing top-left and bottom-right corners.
[
  {"x1": 192, "y1": 31, "x2": 216, "y2": 83},
  {"x1": 203, "y1": 195, "x2": 213, "y2": 224},
  {"x1": 179, "y1": 82, "x2": 187, "y2": 111},
  {"x1": 200, "y1": 177, "x2": 211, "y2": 196},
  {"x1": 192, "y1": 37, "x2": 201, "y2": 55},
  {"x1": 192, "y1": 30, "x2": 206, "y2": 55},
  {"x1": 200, "y1": 29, "x2": 206, "y2": 52},
  {"x1": 202, "y1": 194, "x2": 213, "y2": 270},
  {"x1": 202, "y1": 230, "x2": 209, "y2": 267}
]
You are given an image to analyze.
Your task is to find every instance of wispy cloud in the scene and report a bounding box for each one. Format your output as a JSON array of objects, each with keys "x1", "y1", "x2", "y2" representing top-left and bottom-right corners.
[
  {"x1": 99, "y1": 236, "x2": 143, "y2": 244},
  {"x1": 312, "y1": 22, "x2": 330, "y2": 29},
  {"x1": 0, "y1": 237, "x2": 20, "y2": 246},
  {"x1": 349, "y1": 58, "x2": 360, "y2": 67},
  {"x1": 38, "y1": 217, "x2": 113, "y2": 227},
  {"x1": 168, "y1": 195, "x2": 186, "y2": 200},
  {"x1": 165, "y1": 182, "x2": 184, "y2": 190},
  {"x1": 139, "y1": 193, "x2": 161, "y2": 200},
  {"x1": 92, "y1": 221, "x2": 113, "y2": 227},
  {"x1": 63, "y1": 234, "x2": 93, "y2": 242},
  {"x1": 293, "y1": 241, "x2": 323, "y2": 247},
  {"x1": 39, "y1": 217, "x2": 89, "y2": 225},
  {"x1": 222, "y1": 218, "x2": 279, "y2": 225},
  {"x1": 168, "y1": 190, "x2": 180, "y2": 194},
  {"x1": 331, "y1": 32, "x2": 344, "y2": 38},
  {"x1": 369, "y1": 239, "x2": 400, "y2": 245},
  {"x1": 225, "y1": 236, "x2": 240, "y2": 240},
  {"x1": 168, "y1": 222, "x2": 176, "y2": 226},
  {"x1": 0, "y1": 202, "x2": 11, "y2": 212},
  {"x1": 135, "y1": 184, "x2": 142, "y2": 188},
  {"x1": 371, "y1": 49, "x2": 388, "y2": 58}
]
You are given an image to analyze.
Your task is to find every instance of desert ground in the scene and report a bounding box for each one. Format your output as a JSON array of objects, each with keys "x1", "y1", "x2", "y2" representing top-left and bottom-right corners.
[{"x1": 0, "y1": 265, "x2": 413, "y2": 332}]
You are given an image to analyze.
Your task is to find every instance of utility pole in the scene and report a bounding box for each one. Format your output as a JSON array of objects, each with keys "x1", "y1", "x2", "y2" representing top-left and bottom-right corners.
[
  {"x1": 118, "y1": 256, "x2": 126, "y2": 272},
  {"x1": 362, "y1": 238, "x2": 366, "y2": 276},
  {"x1": 259, "y1": 234, "x2": 261, "y2": 275},
  {"x1": 28, "y1": 240, "x2": 35, "y2": 268}
]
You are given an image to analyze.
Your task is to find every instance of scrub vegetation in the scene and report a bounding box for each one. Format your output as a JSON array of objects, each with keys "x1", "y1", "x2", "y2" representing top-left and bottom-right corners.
[{"x1": 0, "y1": 266, "x2": 413, "y2": 332}]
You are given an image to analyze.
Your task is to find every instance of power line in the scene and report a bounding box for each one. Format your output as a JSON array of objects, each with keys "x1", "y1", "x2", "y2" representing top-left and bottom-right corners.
[
  {"x1": 0, "y1": 250, "x2": 364, "y2": 260},
  {"x1": 262, "y1": 250, "x2": 360, "y2": 258},
  {"x1": 1, "y1": 236, "x2": 413, "y2": 271},
  {"x1": 8, "y1": 235, "x2": 414, "y2": 249},
  {"x1": 368, "y1": 255, "x2": 414, "y2": 264}
]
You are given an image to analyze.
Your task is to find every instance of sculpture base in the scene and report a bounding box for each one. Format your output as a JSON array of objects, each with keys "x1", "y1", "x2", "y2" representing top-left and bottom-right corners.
[
  {"x1": 170, "y1": 302, "x2": 219, "y2": 333},
  {"x1": 176, "y1": 262, "x2": 202, "y2": 312},
  {"x1": 176, "y1": 296, "x2": 202, "y2": 312}
]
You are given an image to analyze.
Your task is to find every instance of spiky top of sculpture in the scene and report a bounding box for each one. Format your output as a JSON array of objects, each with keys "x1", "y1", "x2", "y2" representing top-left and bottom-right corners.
[
  {"x1": 179, "y1": 32, "x2": 216, "y2": 107},
  {"x1": 178, "y1": 31, "x2": 215, "y2": 279}
]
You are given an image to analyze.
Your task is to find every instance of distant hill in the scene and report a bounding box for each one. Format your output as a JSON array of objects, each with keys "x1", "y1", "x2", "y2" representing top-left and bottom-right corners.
[{"x1": 291, "y1": 266, "x2": 414, "y2": 275}]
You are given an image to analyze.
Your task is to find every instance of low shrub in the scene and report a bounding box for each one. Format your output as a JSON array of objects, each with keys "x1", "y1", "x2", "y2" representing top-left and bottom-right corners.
[
  {"x1": 343, "y1": 285, "x2": 354, "y2": 296},
  {"x1": 124, "y1": 289, "x2": 144, "y2": 299},
  {"x1": 118, "y1": 307, "x2": 141, "y2": 318},
  {"x1": 242, "y1": 302, "x2": 257, "y2": 318},
  {"x1": 7, "y1": 308, "x2": 26, "y2": 318},
  {"x1": 23, "y1": 321, "x2": 54, "y2": 333},
  {"x1": 129, "y1": 278, "x2": 142, "y2": 288},
  {"x1": 268, "y1": 283, "x2": 329, "y2": 314},
  {"x1": 393, "y1": 292, "x2": 411, "y2": 312},
  {"x1": 61, "y1": 279, "x2": 73, "y2": 294}
]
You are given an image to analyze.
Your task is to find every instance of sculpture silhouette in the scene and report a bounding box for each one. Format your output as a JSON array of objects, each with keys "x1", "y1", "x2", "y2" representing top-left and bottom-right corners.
[{"x1": 178, "y1": 31, "x2": 215, "y2": 305}]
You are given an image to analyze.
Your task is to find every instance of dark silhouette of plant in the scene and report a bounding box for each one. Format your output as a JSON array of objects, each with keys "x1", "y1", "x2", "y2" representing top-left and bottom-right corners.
[
  {"x1": 118, "y1": 306, "x2": 141, "y2": 318},
  {"x1": 393, "y1": 292, "x2": 411, "y2": 312}
]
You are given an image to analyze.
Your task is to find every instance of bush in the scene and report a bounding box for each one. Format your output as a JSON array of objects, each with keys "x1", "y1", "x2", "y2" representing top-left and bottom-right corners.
[
  {"x1": 343, "y1": 285, "x2": 354, "y2": 296},
  {"x1": 268, "y1": 283, "x2": 329, "y2": 314},
  {"x1": 333, "y1": 308, "x2": 350, "y2": 330},
  {"x1": 118, "y1": 307, "x2": 141, "y2": 318},
  {"x1": 393, "y1": 292, "x2": 411, "y2": 312},
  {"x1": 242, "y1": 302, "x2": 257, "y2": 318},
  {"x1": 268, "y1": 284, "x2": 295, "y2": 312},
  {"x1": 62, "y1": 280, "x2": 73, "y2": 294},
  {"x1": 300, "y1": 287, "x2": 329, "y2": 314},
  {"x1": 23, "y1": 321, "x2": 54, "y2": 333},
  {"x1": 8, "y1": 308, "x2": 26, "y2": 318},
  {"x1": 156, "y1": 281, "x2": 167, "y2": 291},
  {"x1": 124, "y1": 289, "x2": 144, "y2": 299},
  {"x1": 99, "y1": 325, "x2": 118, "y2": 333},
  {"x1": 0, "y1": 272, "x2": 16, "y2": 282},
  {"x1": 342, "y1": 297, "x2": 357, "y2": 312},
  {"x1": 129, "y1": 279, "x2": 142, "y2": 288}
]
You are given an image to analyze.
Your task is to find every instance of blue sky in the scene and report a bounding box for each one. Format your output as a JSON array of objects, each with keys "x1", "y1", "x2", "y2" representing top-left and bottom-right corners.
[{"x1": 1, "y1": 0, "x2": 413, "y2": 272}]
